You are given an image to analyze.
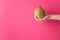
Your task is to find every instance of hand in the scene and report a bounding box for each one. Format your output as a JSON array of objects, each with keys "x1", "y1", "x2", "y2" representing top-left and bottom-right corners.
[{"x1": 34, "y1": 15, "x2": 49, "y2": 21}]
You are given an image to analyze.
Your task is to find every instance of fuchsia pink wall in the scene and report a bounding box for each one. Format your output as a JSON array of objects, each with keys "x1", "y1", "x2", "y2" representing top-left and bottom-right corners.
[{"x1": 0, "y1": 0, "x2": 60, "y2": 40}]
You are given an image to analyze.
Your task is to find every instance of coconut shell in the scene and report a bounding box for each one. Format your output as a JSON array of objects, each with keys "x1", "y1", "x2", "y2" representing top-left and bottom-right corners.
[{"x1": 34, "y1": 6, "x2": 46, "y2": 19}]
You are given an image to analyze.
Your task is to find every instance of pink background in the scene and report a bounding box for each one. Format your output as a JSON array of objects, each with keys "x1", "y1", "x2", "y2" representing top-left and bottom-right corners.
[{"x1": 0, "y1": 0, "x2": 60, "y2": 40}]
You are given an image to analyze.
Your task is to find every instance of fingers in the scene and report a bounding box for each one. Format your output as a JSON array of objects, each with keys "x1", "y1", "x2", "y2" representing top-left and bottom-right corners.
[
  {"x1": 34, "y1": 16, "x2": 39, "y2": 21},
  {"x1": 34, "y1": 15, "x2": 49, "y2": 21}
]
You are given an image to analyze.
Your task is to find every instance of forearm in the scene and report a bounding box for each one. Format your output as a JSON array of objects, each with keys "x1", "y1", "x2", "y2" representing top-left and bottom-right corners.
[{"x1": 48, "y1": 15, "x2": 60, "y2": 20}]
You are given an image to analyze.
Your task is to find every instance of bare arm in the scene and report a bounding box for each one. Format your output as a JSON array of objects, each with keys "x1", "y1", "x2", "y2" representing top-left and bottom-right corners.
[
  {"x1": 34, "y1": 15, "x2": 60, "y2": 21},
  {"x1": 48, "y1": 15, "x2": 60, "y2": 20}
]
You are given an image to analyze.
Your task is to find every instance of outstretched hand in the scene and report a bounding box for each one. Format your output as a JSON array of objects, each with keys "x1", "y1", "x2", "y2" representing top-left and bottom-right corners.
[{"x1": 34, "y1": 15, "x2": 49, "y2": 22}]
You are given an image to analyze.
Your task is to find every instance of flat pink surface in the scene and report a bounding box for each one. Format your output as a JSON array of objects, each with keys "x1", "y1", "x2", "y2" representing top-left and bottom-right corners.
[{"x1": 0, "y1": 0, "x2": 60, "y2": 40}]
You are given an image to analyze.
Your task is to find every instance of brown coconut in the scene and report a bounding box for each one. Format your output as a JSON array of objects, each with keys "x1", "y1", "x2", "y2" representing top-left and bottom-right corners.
[{"x1": 34, "y1": 6, "x2": 46, "y2": 19}]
